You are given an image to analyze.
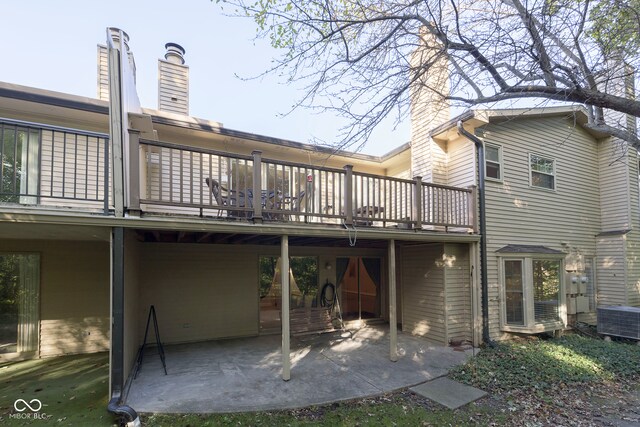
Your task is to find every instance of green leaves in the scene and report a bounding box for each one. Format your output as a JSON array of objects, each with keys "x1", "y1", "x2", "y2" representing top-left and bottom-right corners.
[
  {"x1": 589, "y1": 0, "x2": 640, "y2": 56},
  {"x1": 450, "y1": 334, "x2": 640, "y2": 393}
]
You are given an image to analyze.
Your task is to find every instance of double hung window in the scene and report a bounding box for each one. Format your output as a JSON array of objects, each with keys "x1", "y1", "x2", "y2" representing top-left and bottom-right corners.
[{"x1": 530, "y1": 154, "x2": 555, "y2": 190}]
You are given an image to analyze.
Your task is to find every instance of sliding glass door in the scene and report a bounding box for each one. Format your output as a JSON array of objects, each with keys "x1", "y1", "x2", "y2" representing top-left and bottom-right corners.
[
  {"x1": 0, "y1": 254, "x2": 39, "y2": 356},
  {"x1": 336, "y1": 257, "x2": 381, "y2": 321}
]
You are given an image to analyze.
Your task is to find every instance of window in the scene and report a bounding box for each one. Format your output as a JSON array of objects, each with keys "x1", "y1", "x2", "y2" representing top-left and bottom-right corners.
[
  {"x1": 1, "y1": 124, "x2": 40, "y2": 204},
  {"x1": 532, "y1": 260, "x2": 561, "y2": 323},
  {"x1": 485, "y1": 144, "x2": 502, "y2": 180},
  {"x1": 258, "y1": 256, "x2": 318, "y2": 331},
  {"x1": 501, "y1": 257, "x2": 564, "y2": 331},
  {"x1": 530, "y1": 154, "x2": 555, "y2": 190},
  {"x1": 504, "y1": 260, "x2": 524, "y2": 325}
]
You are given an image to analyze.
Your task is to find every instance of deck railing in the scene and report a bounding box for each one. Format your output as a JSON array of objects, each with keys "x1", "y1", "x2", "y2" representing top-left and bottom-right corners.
[
  {"x1": 0, "y1": 118, "x2": 110, "y2": 213},
  {"x1": 139, "y1": 140, "x2": 477, "y2": 231}
]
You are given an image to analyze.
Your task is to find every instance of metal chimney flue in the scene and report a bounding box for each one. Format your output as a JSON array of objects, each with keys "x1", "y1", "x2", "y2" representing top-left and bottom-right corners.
[
  {"x1": 158, "y1": 42, "x2": 189, "y2": 115},
  {"x1": 164, "y1": 43, "x2": 185, "y2": 65}
]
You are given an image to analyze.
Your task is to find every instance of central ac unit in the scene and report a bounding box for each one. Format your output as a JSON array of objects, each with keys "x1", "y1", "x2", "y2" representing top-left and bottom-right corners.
[{"x1": 597, "y1": 306, "x2": 640, "y2": 340}]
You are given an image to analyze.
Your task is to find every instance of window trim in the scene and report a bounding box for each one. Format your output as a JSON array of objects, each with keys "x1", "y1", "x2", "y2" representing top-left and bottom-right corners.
[
  {"x1": 498, "y1": 254, "x2": 566, "y2": 333},
  {"x1": 529, "y1": 152, "x2": 556, "y2": 191},
  {"x1": 484, "y1": 142, "x2": 503, "y2": 182}
]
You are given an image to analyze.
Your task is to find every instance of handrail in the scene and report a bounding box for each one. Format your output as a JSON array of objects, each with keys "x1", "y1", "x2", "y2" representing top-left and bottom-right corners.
[
  {"x1": 138, "y1": 138, "x2": 476, "y2": 231},
  {"x1": 0, "y1": 116, "x2": 109, "y2": 139},
  {"x1": 0, "y1": 118, "x2": 111, "y2": 214}
]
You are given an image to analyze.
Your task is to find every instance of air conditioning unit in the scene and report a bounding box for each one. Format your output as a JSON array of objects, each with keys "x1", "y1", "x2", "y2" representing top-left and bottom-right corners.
[{"x1": 597, "y1": 306, "x2": 640, "y2": 340}]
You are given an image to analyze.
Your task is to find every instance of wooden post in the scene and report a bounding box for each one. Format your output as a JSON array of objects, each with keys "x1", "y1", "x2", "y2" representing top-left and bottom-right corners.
[
  {"x1": 281, "y1": 235, "x2": 291, "y2": 381},
  {"x1": 252, "y1": 150, "x2": 263, "y2": 222},
  {"x1": 413, "y1": 176, "x2": 423, "y2": 230},
  {"x1": 468, "y1": 185, "x2": 478, "y2": 233},
  {"x1": 388, "y1": 239, "x2": 398, "y2": 362},
  {"x1": 127, "y1": 129, "x2": 141, "y2": 212},
  {"x1": 344, "y1": 165, "x2": 354, "y2": 225}
]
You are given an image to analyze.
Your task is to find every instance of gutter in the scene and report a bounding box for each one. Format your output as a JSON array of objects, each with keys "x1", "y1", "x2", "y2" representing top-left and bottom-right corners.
[{"x1": 456, "y1": 121, "x2": 496, "y2": 347}]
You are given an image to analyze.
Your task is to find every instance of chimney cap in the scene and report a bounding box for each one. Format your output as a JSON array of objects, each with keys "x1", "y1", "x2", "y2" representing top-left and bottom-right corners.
[
  {"x1": 107, "y1": 27, "x2": 130, "y2": 51},
  {"x1": 164, "y1": 42, "x2": 186, "y2": 65}
]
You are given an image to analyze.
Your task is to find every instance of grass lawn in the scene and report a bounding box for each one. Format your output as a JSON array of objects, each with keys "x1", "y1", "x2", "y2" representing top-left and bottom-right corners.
[
  {"x1": 1, "y1": 333, "x2": 638, "y2": 426},
  {"x1": 0, "y1": 352, "x2": 115, "y2": 426}
]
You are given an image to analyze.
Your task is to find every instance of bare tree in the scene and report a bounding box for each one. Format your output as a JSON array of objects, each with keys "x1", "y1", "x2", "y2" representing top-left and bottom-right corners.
[{"x1": 216, "y1": 0, "x2": 640, "y2": 150}]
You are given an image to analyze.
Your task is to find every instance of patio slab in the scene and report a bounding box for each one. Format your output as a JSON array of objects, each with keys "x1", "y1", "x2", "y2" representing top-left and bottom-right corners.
[
  {"x1": 410, "y1": 377, "x2": 487, "y2": 409},
  {"x1": 125, "y1": 325, "x2": 474, "y2": 413}
]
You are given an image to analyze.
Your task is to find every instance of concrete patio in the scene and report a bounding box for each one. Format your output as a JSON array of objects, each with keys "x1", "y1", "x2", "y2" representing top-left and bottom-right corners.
[{"x1": 124, "y1": 325, "x2": 475, "y2": 413}]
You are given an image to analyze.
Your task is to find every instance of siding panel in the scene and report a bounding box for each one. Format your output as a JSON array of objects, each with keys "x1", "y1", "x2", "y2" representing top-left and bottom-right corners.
[
  {"x1": 481, "y1": 117, "x2": 600, "y2": 338},
  {"x1": 444, "y1": 243, "x2": 472, "y2": 343},
  {"x1": 401, "y1": 244, "x2": 446, "y2": 344}
]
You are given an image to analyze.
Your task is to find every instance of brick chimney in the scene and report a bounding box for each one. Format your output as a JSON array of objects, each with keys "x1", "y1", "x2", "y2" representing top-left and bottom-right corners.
[
  {"x1": 158, "y1": 43, "x2": 189, "y2": 115},
  {"x1": 409, "y1": 27, "x2": 451, "y2": 183}
]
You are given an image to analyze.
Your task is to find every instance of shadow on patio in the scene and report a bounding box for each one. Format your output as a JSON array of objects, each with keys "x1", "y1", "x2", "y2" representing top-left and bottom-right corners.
[{"x1": 124, "y1": 325, "x2": 474, "y2": 413}]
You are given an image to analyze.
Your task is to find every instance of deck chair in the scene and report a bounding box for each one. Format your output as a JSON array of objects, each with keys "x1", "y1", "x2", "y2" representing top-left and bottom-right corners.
[
  {"x1": 290, "y1": 190, "x2": 306, "y2": 221},
  {"x1": 204, "y1": 177, "x2": 226, "y2": 217}
]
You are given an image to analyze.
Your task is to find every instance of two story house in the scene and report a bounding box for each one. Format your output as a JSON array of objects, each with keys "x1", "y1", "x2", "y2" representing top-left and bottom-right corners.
[
  {"x1": 0, "y1": 29, "x2": 479, "y2": 413},
  {"x1": 1, "y1": 27, "x2": 638, "y2": 415}
]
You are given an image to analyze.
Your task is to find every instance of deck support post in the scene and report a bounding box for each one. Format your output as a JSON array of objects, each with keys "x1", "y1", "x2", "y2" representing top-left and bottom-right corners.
[
  {"x1": 388, "y1": 239, "x2": 398, "y2": 362},
  {"x1": 413, "y1": 176, "x2": 423, "y2": 230},
  {"x1": 281, "y1": 235, "x2": 291, "y2": 380},
  {"x1": 344, "y1": 165, "x2": 354, "y2": 225},
  {"x1": 468, "y1": 185, "x2": 478, "y2": 233},
  {"x1": 252, "y1": 150, "x2": 263, "y2": 223},
  {"x1": 127, "y1": 129, "x2": 141, "y2": 212}
]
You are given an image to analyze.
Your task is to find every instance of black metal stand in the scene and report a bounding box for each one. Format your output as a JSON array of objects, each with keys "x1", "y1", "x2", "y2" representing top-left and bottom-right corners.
[{"x1": 134, "y1": 305, "x2": 167, "y2": 378}]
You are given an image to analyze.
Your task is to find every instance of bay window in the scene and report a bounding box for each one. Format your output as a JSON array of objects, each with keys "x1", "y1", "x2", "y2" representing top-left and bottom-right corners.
[{"x1": 500, "y1": 254, "x2": 565, "y2": 332}]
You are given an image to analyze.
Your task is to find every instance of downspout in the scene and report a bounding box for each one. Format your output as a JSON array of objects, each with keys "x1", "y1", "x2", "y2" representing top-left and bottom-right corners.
[
  {"x1": 108, "y1": 396, "x2": 140, "y2": 427},
  {"x1": 457, "y1": 121, "x2": 496, "y2": 347},
  {"x1": 108, "y1": 227, "x2": 141, "y2": 427}
]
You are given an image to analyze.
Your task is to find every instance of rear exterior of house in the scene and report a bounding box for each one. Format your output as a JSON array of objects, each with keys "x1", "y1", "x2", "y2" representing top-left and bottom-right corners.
[
  {"x1": 0, "y1": 28, "x2": 480, "y2": 411},
  {"x1": 422, "y1": 108, "x2": 640, "y2": 342},
  {"x1": 4, "y1": 26, "x2": 637, "y2": 417}
]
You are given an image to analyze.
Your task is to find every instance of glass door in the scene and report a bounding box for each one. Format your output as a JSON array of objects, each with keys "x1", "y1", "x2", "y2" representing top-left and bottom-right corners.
[
  {"x1": 337, "y1": 257, "x2": 381, "y2": 321},
  {"x1": 0, "y1": 254, "x2": 39, "y2": 355}
]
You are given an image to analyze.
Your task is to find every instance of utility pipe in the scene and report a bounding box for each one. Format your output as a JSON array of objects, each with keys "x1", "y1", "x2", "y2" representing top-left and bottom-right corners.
[{"x1": 457, "y1": 121, "x2": 495, "y2": 347}]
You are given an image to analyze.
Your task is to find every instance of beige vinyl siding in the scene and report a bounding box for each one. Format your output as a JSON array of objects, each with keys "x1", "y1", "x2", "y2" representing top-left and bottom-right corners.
[
  {"x1": 123, "y1": 230, "x2": 141, "y2": 380},
  {"x1": 596, "y1": 235, "x2": 627, "y2": 306},
  {"x1": 97, "y1": 45, "x2": 109, "y2": 101},
  {"x1": 598, "y1": 138, "x2": 631, "y2": 231},
  {"x1": 39, "y1": 129, "x2": 110, "y2": 211},
  {"x1": 139, "y1": 243, "x2": 259, "y2": 344},
  {"x1": 447, "y1": 136, "x2": 476, "y2": 188},
  {"x1": 158, "y1": 60, "x2": 189, "y2": 115},
  {"x1": 0, "y1": 239, "x2": 110, "y2": 357},
  {"x1": 444, "y1": 243, "x2": 472, "y2": 343},
  {"x1": 481, "y1": 116, "x2": 601, "y2": 338},
  {"x1": 627, "y1": 230, "x2": 640, "y2": 306},
  {"x1": 400, "y1": 244, "x2": 446, "y2": 344},
  {"x1": 625, "y1": 151, "x2": 640, "y2": 306}
]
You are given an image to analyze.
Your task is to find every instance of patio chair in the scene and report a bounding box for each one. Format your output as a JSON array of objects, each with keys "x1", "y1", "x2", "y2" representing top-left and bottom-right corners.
[
  {"x1": 204, "y1": 178, "x2": 234, "y2": 217},
  {"x1": 290, "y1": 190, "x2": 306, "y2": 221}
]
